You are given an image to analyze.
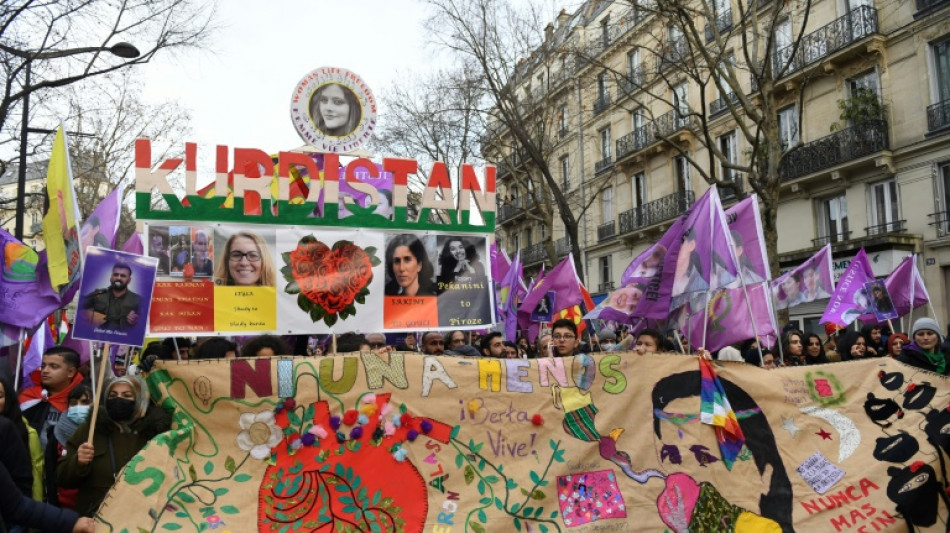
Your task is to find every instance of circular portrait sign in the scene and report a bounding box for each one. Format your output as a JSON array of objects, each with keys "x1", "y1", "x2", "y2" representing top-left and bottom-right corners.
[{"x1": 290, "y1": 67, "x2": 377, "y2": 153}]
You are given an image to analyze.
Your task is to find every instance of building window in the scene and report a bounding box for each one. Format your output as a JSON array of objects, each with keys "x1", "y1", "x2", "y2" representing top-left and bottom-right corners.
[
  {"x1": 818, "y1": 194, "x2": 849, "y2": 242},
  {"x1": 512, "y1": 234, "x2": 520, "y2": 254},
  {"x1": 560, "y1": 155, "x2": 570, "y2": 189},
  {"x1": 674, "y1": 82, "x2": 689, "y2": 122},
  {"x1": 602, "y1": 186, "x2": 614, "y2": 223},
  {"x1": 778, "y1": 105, "x2": 799, "y2": 151},
  {"x1": 524, "y1": 227, "x2": 533, "y2": 248},
  {"x1": 599, "y1": 255, "x2": 612, "y2": 289},
  {"x1": 774, "y1": 18, "x2": 793, "y2": 71},
  {"x1": 601, "y1": 17, "x2": 610, "y2": 46},
  {"x1": 674, "y1": 154, "x2": 691, "y2": 194},
  {"x1": 599, "y1": 127, "x2": 611, "y2": 161},
  {"x1": 541, "y1": 222, "x2": 548, "y2": 240},
  {"x1": 937, "y1": 163, "x2": 950, "y2": 234},
  {"x1": 627, "y1": 48, "x2": 641, "y2": 82},
  {"x1": 868, "y1": 179, "x2": 899, "y2": 233},
  {"x1": 848, "y1": 70, "x2": 880, "y2": 97},
  {"x1": 717, "y1": 53, "x2": 736, "y2": 98},
  {"x1": 719, "y1": 131, "x2": 738, "y2": 183},
  {"x1": 935, "y1": 39, "x2": 950, "y2": 105},
  {"x1": 559, "y1": 103, "x2": 568, "y2": 134},
  {"x1": 632, "y1": 108, "x2": 646, "y2": 132},
  {"x1": 597, "y1": 71, "x2": 609, "y2": 101},
  {"x1": 632, "y1": 172, "x2": 646, "y2": 207}
]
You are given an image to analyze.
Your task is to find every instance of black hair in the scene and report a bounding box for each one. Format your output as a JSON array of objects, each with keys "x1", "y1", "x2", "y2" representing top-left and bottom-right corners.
[
  {"x1": 0, "y1": 375, "x2": 29, "y2": 447},
  {"x1": 480, "y1": 331, "x2": 504, "y2": 355},
  {"x1": 68, "y1": 383, "x2": 93, "y2": 403},
  {"x1": 336, "y1": 332, "x2": 369, "y2": 353},
  {"x1": 652, "y1": 371, "x2": 793, "y2": 531},
  {"x1": 636, "y1": 328, "x2": 664, "y2": 350},
  {"x1": 194, "y1": 337, "x2": 238, "y2": 359},
  {"x1": 112, "y1": 261, "x2": 133, "y2": 275},
  {"x1": 240, "y1": 335, "x2": 290, "y2": 357},
  {"x1": 551, "y1": 318, "x2": 577, "y2": 337},
  {"x1": 385, "y1": 234, "x2": 435, "y2": 291},
  {"x1": 43, "y1": 346, "x2": 81, "y2": 369}
]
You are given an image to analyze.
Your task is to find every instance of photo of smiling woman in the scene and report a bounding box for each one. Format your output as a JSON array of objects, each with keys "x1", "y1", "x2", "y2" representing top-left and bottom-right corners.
[
  {"x1": 214, "y1": 230, "x2": 276, "y2": 286},
  {"x1": 309, "y1": 83, "x2": 362, "y2": 137},
  {"x1": 384, "y1": 234, "x2": 436, "y2": 296}
]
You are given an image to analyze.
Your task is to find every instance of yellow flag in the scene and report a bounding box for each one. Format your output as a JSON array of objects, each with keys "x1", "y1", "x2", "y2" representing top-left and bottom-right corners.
[{"x1": 41, "y1": 126, "x2": 82, "y2": 292}]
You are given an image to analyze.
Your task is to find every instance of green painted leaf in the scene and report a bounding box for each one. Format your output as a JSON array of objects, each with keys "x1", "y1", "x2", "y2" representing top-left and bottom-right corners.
[
  {"x1": 177, "y1": 492, "x2": 195, "y2": 503},
  {"x1": 285, "y1": 280, "x2": 301, "y2": 294},
  {"x1": 188, "y1": 465, "x2": 197, "y2": 482},
  {"x1": 507, "y1": 478, "x2": 518, "y2": 489},
  {"x1": 365, "y1": 246, "x2": 377, "y2": 256},
  {"x1": 325, "y1": 313, "x2": 338, "y2": 327},
  {"x1": 455, "y1": 453, "x2": 464, "y2": 468},
  {"x1": 494, "y1": 497, "x2": 503, "y2": 510},
  {"x1": 539, "y1": 524, "x2": 549, "y2": 533},
  {"x1": 530, "y1": 490, "x2": 546, "y2": 500},
  {"x1": 203, "y1": 461, "x2": 213, "y2": 475},
  {"x1": 511, "y1": 502, "x2": 521, "y2": 513},
  {"x1": 477, "y1": 509, "x2": 487, "y2": 522},
  {"x1": 477, "y1": 480, "x2": 485, "y2": 495},
  {"x1": 478, "y1": 497, "x2": 491, "y2": 505},
  {"x1": 484, "y1": 474, "x2": 499, "y2": 484},
  {"x1": 213, "y1": 488, "x2": 229, "y2": 496},
  {"x1": 514, "y1": 517, "x2": 522, "y2": 531},
  {"x1": 220, "y1": 505, "x2": 239, "y2": 514},
  {"x1": 533, "y1": 506, "x2": 544, "y2": 518},
  {"x1": 553, "y1": 449, "x2": 565, "y2": 463},
  {"x1": 549, "y1": 439, "x2": 558, "y2": 451},
  {"x1": 550, "y1": 510, "x2": 558, "y2": 519},
  {"x1": 162, "y1": 525, "x2": 182, "y2": 531},
  {"x1": 523, "y1": 506, "x2": 534, "y2": 517},
  {"x1": 470, "y1": 522, "x2": 485, "y2": 533},
  {"x1": 399, "y1": 403, "x2": 408, "y2": 414},
  {"x1": 224, "y1": 456, "x2": 236, "y2": 474}
]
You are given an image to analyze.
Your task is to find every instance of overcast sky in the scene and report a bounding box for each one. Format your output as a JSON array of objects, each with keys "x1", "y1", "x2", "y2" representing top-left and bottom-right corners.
[{"x1": 140, "y1": 0, "x2": 435, "y2": 154}]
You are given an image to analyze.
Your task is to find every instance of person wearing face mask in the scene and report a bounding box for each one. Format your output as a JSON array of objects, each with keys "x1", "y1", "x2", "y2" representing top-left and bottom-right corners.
[
  {"x1": 53, "y1": 385, "x2": 92, "y2": 510},
  {"x1": 897, "y1": 318, "x2": 950, "y2": 375},
  {"x1": 58, "y1": 376, "x2": 171, "y2": 517}
]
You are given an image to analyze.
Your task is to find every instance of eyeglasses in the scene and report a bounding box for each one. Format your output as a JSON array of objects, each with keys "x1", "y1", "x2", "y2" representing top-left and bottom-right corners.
[
  {"x1": 369, "y1": 342, "x2": 386, "y2": 349},
  {"x1": 229, "y1": 251, "x2": 262, "y2": 262},
  {"x1": 552, "y1": 334, "x2": 576, "y2": 341}
]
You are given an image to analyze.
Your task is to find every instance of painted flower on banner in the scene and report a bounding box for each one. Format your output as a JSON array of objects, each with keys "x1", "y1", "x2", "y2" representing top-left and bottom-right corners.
[
  {"x1": 281, "y1": 235, "x2": 381, "y2": 326},
  {"x1": 236, "y1": 410, "x2": 283, "y2": 460}
]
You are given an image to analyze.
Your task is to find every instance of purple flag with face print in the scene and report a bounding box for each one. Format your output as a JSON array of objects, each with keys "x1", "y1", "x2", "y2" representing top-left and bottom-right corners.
[
  {"x1": 724, "y1": 196, "x2": 770, "y2": 284},
  {"x1": 858, "y1": 255, "x2": 930, "y2": 323},
  {"x1": 518, "y1": 257, "x2": 582, "y2": 332},
  {"x1": 631, "y1": 186, "x2": 739, "y2": 319},
  {"x1": 687, "y1": 283, "x2": 778, "y2": 352},
  {"x1": 80, "y1": 188, "x2": 122, "y2": 255},
  {"x1": 820, "y1": 248, "x2": 875, "y2": 326},
  {"x1": 337, "y1": 165, "x2": 394, "y2": 219},
  {"x1": 771, "y1": 244, "x2": 834, "y2": 310}
]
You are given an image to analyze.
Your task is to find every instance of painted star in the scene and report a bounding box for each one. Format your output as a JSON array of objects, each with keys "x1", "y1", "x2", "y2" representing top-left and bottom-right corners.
[
  {"x1": 781, "y1": 416, "x2": 801, "y2": 437},
  {"x1": 816, "y1": 428, "x2": 833, "y2": 440}
]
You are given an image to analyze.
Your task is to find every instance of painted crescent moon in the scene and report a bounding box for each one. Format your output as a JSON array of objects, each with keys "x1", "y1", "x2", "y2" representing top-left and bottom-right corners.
[{"x1": 800, "y1": 406, "x2": 861, "y2": 462}]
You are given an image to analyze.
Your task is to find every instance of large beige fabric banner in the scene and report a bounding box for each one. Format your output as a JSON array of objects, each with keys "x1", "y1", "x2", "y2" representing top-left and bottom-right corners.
[{"x1": 97, "y1": 353, "x2": 949, "y2": 532}]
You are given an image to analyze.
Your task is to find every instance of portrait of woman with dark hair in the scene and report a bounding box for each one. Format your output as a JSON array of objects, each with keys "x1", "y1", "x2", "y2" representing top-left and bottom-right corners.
[
  {"x1": 670, "y1": 229, "x2": 708, "y2": 311},
  {"x1": 652, "y1": 371, "x2": 793, "y2": 532},
  {"x1": 309, "y1": 83, "x2": 362, "y2": 137},
  {"x1": 437, "y1": 237, "x2": 485, "y2": 289},
  {"x1": 384, "y1": 234, "x2": 436, "y2": 296}
]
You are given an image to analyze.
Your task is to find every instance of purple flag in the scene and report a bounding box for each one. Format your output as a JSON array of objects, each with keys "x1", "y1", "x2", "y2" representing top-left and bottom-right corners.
[
  {"x1": 490, "y1": 243, "x2": 511, "y2": 281},
  {"x1": 858, "y1": 255, "x2": 929, "y2": 323},
  {"x1": 120, "y1": 233, "x2": 144, "y2": 255},
  {"x1": 0, "y1": 229, "x2": 65, "y2": 329},
  {"x1": 724, "y1": 196, "x2": 770, "y2": 284},
  {"x1": 0, "y1": 323, "x2": 22, "y2": 349},
  {"x1": 61, "y1": 324, "x2": 92, "y2": 364},
  {"x1": 500, "y1": 253, "x2": 527, "y2": 342},
  {"x1": 80, "y1": 188, "x2": 122, "y2": 254},
  {"x1": 820, "y1": 248, "x2": 875, "y2": 326},
  {"x1": 630, "y1": 186, "x2": 739, "y2": 319},
  {"x1": 687, "y1": 283, "x2": 778, "y2": 352},
  {"x1": 771, "y1": 244, "x2": 834, "y2": 310},
  {"x1": 21, "y1": 321, "x2": 53, "y2": 384},
  {"x1": 518, "y1": 256, "x2": 582, "y2": 333}
]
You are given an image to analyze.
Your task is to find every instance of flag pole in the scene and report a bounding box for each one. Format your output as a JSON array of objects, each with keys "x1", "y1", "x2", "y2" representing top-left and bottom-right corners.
[
  {"x1": 87, "y1": 342, "x2": 111, "y2": 445},
  {"x1": 88, "y1": 341, "x2": 97, "y2": 398},
  {"x1": 13, "y1": 328, "x2": 25, "y2": 390}
]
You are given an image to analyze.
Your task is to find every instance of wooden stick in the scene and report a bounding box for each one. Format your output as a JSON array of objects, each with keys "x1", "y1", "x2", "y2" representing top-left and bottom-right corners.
[
  {"x1": 673, "y1": 330, "x2": 686, "y2": 354},
  {"x1": 87, "y1": 342, "x2": 111, "y2": 445},
  {"x1": 13, "y1": 328, "x2": 25, "y2": 391},
  {"x1": 331, "y1": 333, "x2": 338, "y2": 355}
]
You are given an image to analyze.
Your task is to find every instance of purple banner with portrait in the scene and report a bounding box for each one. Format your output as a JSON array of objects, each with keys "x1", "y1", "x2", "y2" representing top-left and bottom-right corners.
[
  {"x1": 627, "y1": 186, "x2": 738, "y2": 319},
  {"x1": 858, "y1": 255, "x2": 930, "y2": 323},
  {"x1": 819, "y1": 248, "x2": 874, "y2": 327},
  {"x1": 687, "y1": 283, "x2": 777, "y2": 352},
  {"x1": 338, "y1": 165, "x2": 394, "y2": 219},
  {"x1": 72, "y1": 246, "x2": 158, "y2": 347},
  {"x1": 80, "y1": 188, "x2": 122, "y2": 255},
  {"x1": 724, "y1": 196, "x2": 770, "y2": 285},
  {"x1": 771, "y1": 244, "x2": 834, "y2": 311}
]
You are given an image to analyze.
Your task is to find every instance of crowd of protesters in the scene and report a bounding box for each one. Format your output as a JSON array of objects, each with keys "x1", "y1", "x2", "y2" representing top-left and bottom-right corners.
[{"x1": 2, "y1": 314, "x2": 948, "y2": 530}]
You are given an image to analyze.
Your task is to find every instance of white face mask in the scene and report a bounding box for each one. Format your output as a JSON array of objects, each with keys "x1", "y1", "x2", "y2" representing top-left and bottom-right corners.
[{"x1": 66, "y1": 405, "x2": 91, "y2": 424}]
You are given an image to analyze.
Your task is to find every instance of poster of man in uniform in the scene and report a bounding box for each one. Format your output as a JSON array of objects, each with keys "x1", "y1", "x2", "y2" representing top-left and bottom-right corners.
[{"x1": 73, "y1": 247, "x2": 157, "y2": 346}]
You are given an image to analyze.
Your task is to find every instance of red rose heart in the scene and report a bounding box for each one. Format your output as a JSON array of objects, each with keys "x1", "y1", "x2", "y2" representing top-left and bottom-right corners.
[{"x1": 289, "y1": 240, "x2": 373, "y2": 315}]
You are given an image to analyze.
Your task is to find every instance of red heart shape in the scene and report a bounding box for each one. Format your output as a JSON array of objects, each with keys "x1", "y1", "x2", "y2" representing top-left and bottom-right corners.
[{"x1": 289, "y1": 239, "x2": 373, "y2": 314}]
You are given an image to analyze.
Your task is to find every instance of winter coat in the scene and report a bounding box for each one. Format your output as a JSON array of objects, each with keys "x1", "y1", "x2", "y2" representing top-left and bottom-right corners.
[
  {"x1": 0, "y1": 461, "x2": 79, "y2": 533},
  {"x1": 896, "y1": 342, "x2": 950, "y2": 375},
  {"x1": 57, "y1": 404, "x2": 171, "y2": 517}
]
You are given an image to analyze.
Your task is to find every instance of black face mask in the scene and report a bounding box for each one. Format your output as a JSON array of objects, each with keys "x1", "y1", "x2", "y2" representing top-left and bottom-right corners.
[{"x1": 106, "y1": 397, "x2": 136, "y2": 422}]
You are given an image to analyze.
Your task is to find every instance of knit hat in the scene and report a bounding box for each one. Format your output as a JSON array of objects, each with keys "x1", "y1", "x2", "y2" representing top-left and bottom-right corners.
[
  {"x1": 911, "y1": 318, "x2": 944, "y2": 343},
  {"x1": 598, "y1": 330, "x2": 617, "y2": 342}
]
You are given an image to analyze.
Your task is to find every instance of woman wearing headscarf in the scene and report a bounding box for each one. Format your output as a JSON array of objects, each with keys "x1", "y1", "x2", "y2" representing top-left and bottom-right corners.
[
  {"x1": 896, "y1": 318, "x2": 950, "y2": 374},
  {"x1": 58, "y1": 376, "x2": 171, "y2": 516},
  {"x1": 887, "y1": 333, "x2": 909, "y2": 358}
]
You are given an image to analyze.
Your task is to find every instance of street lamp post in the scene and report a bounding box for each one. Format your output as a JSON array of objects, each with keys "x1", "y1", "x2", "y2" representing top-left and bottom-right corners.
[{"x1": 13, "y1": 42, "x2": 141, "y2": 241}]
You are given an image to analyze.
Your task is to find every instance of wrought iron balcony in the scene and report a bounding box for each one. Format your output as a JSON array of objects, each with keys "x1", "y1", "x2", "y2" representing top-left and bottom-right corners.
[
  {"x1": 927, "y1": 99, "x2": 950, "y2": 133},
  {"x1": 497, "y1": 197, "x2": 524, "y2": 222},
  {"x1": 597, "y1": 220, "x2": 617, "y2": 242},
  {"x1": 618, "y1": 190, "x2": 695, "y2": 233},
  {"x1": 709, "y1": 91, "x2": 740, "y2": 117},
  {"x1": 616, "y1": 125, "x2": 651, "y2": 161},
  {"x1": 555, "y1": 236, "x2": 572, "y2": 256},
  {"x1": 705, "y1": 9, "x2": 733, "y2": 42},
  {"x1": 559, "y1": 127, "x2": 570, "y2": 139},
  {"x1": 929, "y1": 211, "x2": 950, "y2": 237},
  {"x1": 719, "y1": 176, "x2": 744, "y2": 201},
  {"x1": 772, "y1": 6, "x2": 878, "y2": 79},
  {"x1": 653, "y1": 109, "x2": 695, "y2": 138},
  {"x1": 659, "y1": 40, "x2": 690, "y2": 71},
  {"x1": 510, "y1": 147, "x2": 528, "y2": 167},
  {"x1": 865, "y1": 220, "x2": 906, "y2": 237},
  {"x1": 812, "y1": 231, "x2": 852, "y2": 247},
  {"x1": 593, "y1": 93, "x2": 611, "y2": 115},
  {"x1": 617, "y1": 67, "x2": 645, "y2": 96},
  {"x1": 521, "y1": 242, "x2": 547, "y2": 265},
  {"x1": 594, "y1": 156, "x2": 614, "y2": 174},
  {"x1": 550, "y1": 67, "x2": 574, "y2": 89},
  {"x1": 779, "y1": 120, "x2": 889, "y2": 182},
  {"x1": 598, "y1": 281, "x2": 616, "y2": 293}
]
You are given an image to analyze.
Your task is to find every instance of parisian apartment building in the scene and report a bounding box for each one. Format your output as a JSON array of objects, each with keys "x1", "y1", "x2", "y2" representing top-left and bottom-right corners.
[{"x1": 484, "y1": 0, "x2": 950, "y2": 334}]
